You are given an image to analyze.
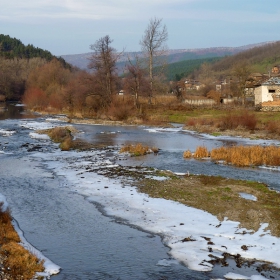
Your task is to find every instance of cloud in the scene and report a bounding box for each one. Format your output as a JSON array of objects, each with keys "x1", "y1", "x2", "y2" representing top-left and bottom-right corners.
[{"x1": 0, "y1": 0, "x2": 195, "y2": 21}]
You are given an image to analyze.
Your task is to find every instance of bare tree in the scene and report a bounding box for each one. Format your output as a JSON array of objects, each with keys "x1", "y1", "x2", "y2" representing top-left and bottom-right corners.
[
  {"x1": 88, "y1": 35, "x2": 119, "y2": 107},
  {"x1": 232, "y1": 61, "x2": 251, "y2": 105},
  {"x1": 124, "y1": 55, "x2": 149, "y2": 108},
  {"x1": 140, "y1": 17, "x2": 168, "y2": 104}
]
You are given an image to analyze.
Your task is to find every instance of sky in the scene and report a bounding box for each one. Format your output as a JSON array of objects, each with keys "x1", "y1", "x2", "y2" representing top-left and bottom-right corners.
[{"x1": 1, "y1": 0, "x2": 280, "y2": 56}]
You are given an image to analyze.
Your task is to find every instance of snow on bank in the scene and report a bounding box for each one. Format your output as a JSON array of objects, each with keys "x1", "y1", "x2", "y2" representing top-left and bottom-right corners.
[
  {"x1": 0, "y1": 194, "x2": 60, "y2": 278},
  {"x1": 19, "y1": 119, "x2": 64, "y2": 131},
  {"x1": 223, "y1": 272, "x2": 268, "y2": 280},
  {"x1": 0, "y1": 129, "x2": 15, "y2": 136},
  {"x1": 29, "y1": 132, "x2": 50, "y2": 140},
  {"x1": 22, "y1": 119, "x2": 280, "y2": 279},
  {"x1": 144, "y1": 126, "x2": 280, "y2": 146},
  {"x1": 31, "y1": 146, "x2": 280, "y2": 277},
  {"x1": 12, "y1": 220, "x2": 61, "y2": 277}
]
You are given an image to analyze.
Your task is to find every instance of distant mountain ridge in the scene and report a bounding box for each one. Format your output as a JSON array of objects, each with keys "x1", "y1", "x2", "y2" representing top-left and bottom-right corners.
[{"x1": 61, "y1": 41, "x2": 275, "y2": 70}]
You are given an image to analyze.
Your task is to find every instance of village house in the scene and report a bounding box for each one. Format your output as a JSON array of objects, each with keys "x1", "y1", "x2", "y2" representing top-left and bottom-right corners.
[{"x1": 254, "y1": 77, "x2": 280, "y2": 106}]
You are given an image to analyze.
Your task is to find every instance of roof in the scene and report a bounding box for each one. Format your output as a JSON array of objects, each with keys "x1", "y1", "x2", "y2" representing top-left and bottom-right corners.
[{"x1": 263, "y1": 77, "x2": 280, "y2": 85}]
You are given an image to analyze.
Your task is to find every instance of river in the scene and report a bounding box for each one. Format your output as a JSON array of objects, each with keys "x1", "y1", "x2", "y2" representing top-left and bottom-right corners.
[{"x1": 0, "y1": 103, "x2": 279, "y2": 280}]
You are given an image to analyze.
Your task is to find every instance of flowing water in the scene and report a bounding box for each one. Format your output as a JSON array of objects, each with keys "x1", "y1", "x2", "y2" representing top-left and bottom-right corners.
[{"x1": 0, "y1": 104, "x2": 279, "y2": 280}]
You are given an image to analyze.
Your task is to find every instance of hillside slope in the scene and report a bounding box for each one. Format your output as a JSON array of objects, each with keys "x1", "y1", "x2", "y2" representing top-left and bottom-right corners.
[
  {"x1": 61, "y1": 42, "x2": 274, "y2": 71},
  {"x1": 208, "y1": 41, "x2": 280, "y2": 76}
]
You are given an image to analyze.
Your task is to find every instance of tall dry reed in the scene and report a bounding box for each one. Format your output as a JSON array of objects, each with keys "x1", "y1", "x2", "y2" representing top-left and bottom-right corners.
[
  {"x1": 185, "y1": 145, "x2": 280, "y2": 167},
  {"x1": 193, "y1": 146, "x2": 209, "y2": 158},
  {"x1": 120, "y1": 143, "x2": 157, "y2": 156}
]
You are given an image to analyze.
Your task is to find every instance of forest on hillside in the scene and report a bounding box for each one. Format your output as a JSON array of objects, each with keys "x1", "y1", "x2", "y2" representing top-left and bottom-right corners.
[
  {"x1": 202, "y1": 41, "x2": 280, "y2": 78},
  {"x1": 0, "y1": 34, "x2": 70, "y2": 101}
]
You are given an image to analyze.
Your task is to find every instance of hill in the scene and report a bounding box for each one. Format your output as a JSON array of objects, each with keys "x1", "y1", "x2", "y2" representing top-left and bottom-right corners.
[
  {"x1": 61, "y1": 42, "x2": 273, "y2": 71},
  {"x1": 205, "y1": 41, "x2": 280, "y2": 77},
  {"x1": 165, "y1": 57, "x2": 221, "y2": 81},
  {"x1": 0, "y1": 34, "x2": 71, "y2": 101},
  {"x1": 0, "y1": 34, "x2": 68, "y2": 67}
]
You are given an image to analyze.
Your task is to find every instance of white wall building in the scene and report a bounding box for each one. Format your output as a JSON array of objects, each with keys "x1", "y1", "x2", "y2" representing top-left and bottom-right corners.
[{"x1": 254, "y1": 77, "x2": 280, "y2": 105}]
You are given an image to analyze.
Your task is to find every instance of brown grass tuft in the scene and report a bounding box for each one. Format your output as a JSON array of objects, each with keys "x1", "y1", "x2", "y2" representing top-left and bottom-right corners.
[
  {"x1": 120, "y1": 143, "x2": 157, "y2": 156},
  {"x1": 185, "y1": 144, "x2": 280, "y2": 167},
  {"x1": 183, "y1": 150, "x2": 192, "y2": 158},
  {"x1": 193, "y1": 146, "x2": 209, "y2": 158},
  {"x1": 0, "y1": 206, "x2": 44, "y2": 279},
  {"x1": 211, "y1": 145, "x2": 280, "y2": 167}
]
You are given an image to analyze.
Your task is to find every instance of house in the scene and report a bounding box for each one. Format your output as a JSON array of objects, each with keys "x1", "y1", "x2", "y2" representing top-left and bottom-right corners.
[
  {"x1": 271, "y1": 65, "x2": 280, "y2": 75},
  {"x1": 254, "y1": 77, "x2": 280, "y2": 106}
]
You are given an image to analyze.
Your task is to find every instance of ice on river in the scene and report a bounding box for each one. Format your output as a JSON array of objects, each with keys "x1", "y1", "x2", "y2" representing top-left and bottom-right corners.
[
  {"x1": 2, "y1": 119, "x2": 280, "y2": 280},
  {"x1": 19, "y1": 120, "x2": 280, "y2": 280}
]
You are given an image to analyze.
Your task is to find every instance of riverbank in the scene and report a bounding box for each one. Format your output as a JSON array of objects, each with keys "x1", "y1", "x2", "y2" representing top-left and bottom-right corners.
[
  {"x1": 1, "y1": 114, "x2": 280, "y2": 279},
  {"x1": 32, "y1": 118, "x2": 280, "y2": 279}
]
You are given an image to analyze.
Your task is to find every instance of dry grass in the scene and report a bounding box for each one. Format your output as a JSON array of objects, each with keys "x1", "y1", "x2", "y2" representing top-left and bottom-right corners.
[
  {"x1": 193, "y1": 146, "x2": 209, "y2": 158},
  {"x1": 120, "y1": 143, "x2": 158, "y2": 156},
  {"x1": 184, "y1": 145, "x2": 280, "y2": 167},
  {"x1": 38, "y1": 126, "x2": 94, "y2": 151},
  {"x1": 211, "y1": 145, "x2": 280, "y2": 167},
  {"x1": 183, "y1": 150, "x2": 192, "y2": 158},
  {"x1": 137, "y1": 174, "x2": 280, "y2": 236},
  {"x1": 0, "y1": 204, "x2": 44, "y2": 279}
]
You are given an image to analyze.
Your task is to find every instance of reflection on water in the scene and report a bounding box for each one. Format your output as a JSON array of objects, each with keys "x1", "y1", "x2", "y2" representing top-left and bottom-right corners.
[{"x1": 0, "y1": 103, "x2": 37, "y2": 120}]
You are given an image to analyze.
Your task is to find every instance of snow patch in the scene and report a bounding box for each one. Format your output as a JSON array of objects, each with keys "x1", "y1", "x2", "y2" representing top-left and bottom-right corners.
[
  {"x1": 239, "y1": 193, "x2": 257, "y2": 201},
  {"x1": 29, "y1": 132, "x2": 50, "y2": 140},
  {"x1": 31, "y1": 148, "x2": 280, "y2": 278},
  {"x1": 224, "y1": 272, "x2": 268, "y2": 279},
  {"x1": 0, "y1": 129, "x2": 15, "y2": 136}
]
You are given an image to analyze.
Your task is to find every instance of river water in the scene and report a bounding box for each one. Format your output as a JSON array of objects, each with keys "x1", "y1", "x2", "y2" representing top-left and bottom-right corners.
[{"x1": 0, "y1": 103, "x2": 279, "y2": 280}]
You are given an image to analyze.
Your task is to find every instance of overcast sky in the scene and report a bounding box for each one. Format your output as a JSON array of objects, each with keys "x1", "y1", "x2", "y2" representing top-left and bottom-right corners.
[{"x1": 1, "y1": 0, "x2": 280, "y2": 56}]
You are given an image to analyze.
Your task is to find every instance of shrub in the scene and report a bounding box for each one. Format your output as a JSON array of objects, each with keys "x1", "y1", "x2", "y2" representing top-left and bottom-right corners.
[
  {"x1": 266, "y1": 121, "x2": 280, "y2": 134},
  {"x1": 238, "y1": 111, "x2": 257, "y2": 131},
  {"x1": 186, "y1": 118, "x2": 196, "y2": 126},
  {"x1": 22, "y1": 87, "x2": 48, "y2": 110},
  {"x1": 107, "y1": 96, "x2": 135, "y2": 121},
  {"x1": 218, "y1": 110, "x2": 257, "y2": 131}
]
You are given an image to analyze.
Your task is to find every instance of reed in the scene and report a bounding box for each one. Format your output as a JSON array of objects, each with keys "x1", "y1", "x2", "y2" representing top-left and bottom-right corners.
[
  {"x1": 185, "y1": 144, "x2": 280, "y2": 167},
  {"x1": 0, "y1": 205, "x2": 44, "y2": 279},
  {"x1": 183, "y1": 150, "x2": 192, "y2": 158},
  {"x1": 210, "y1": 145, "x2": 280, "y2": 167},
  {"x1": 193, "y1": 146, "x2": 209, "y2": 158}
]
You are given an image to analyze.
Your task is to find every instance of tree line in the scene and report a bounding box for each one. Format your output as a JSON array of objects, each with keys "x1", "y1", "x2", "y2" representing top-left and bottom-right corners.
[
  {"x1": 2, "y1": 23, "x2": 280, "y2": 111},
  {"x1": 21, "y1": 18, "x2": 170, "y2": 119}
]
